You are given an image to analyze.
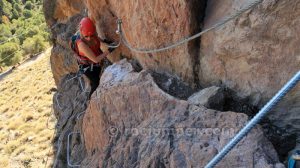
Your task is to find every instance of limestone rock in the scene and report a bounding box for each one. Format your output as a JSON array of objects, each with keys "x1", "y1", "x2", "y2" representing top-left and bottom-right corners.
[
  {"x1": 84, "y1": 0, "x2": 207, "y2": 85},
  {"x1": 200, "y1": 0, "x2": 300, "y2": 146},
  {"x1": 80, "y1": 60, "x2": 282, "y2": 167},
  {"x1": 188, "y1": 86, "x2": 224, "y2": 110},
  {"x1": 52, "y1": 73, "x2": 91, "y2": 168},
  {"x1": 44, "y1": 0, "x2": 300, "y2": 166}
]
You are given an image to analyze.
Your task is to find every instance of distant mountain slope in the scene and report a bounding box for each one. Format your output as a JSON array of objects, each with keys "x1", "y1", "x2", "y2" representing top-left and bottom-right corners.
[{"x1": 0, "y1": 48, "x2": 56, "y2": 168}]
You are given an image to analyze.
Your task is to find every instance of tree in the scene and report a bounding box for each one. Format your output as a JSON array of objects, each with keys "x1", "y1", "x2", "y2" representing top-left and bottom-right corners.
[
  {"x1": 0, "y1": 24, "x2": 12, "y2": 43},
  {"x1": 24, "y1": 1, "x2": 33, "y2": 10},
  {"x1": 12, "y1": 9, "x2": 20, "y2": 20},
  {"x1": 22, "y1": 35, "x2": 47, "y2": 54},
  {"x1": 23, "y1": 10, "x2": 32, "y2": 19},
  {"x1": 13, "y1": 3, "x2": 22, "y2": 13},
  {"x1": 1, "y1": 0, "x2": 13, "y2": 19},
  {"x1": 0, "y1": 42, "x2": 20, "y2": 66}
]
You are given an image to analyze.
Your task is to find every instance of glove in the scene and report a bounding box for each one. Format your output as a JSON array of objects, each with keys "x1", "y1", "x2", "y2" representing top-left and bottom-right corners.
[{"x1": 108, "y1": 47, "x2": 116, "y2": 53}]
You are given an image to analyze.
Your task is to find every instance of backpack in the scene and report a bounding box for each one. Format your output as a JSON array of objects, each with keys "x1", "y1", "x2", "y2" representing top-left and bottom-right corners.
[{"x1": 69, "y1": 32, "x2": 81, "y2": 56}]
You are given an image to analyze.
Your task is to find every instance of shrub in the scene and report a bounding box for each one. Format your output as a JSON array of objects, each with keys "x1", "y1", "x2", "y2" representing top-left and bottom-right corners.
[
  {"x1": 22, "y1": 35, "x2": 47, "y2": 55},
  {"x1": 1, "y1": 0, "x2": 13, "y2": 19},
  {"x1": 23, "y1": 10, "x2": 32, "y2": 19},
  {"x1": 12, "y1": 9, "x2": 20, "y2": 20},
  {"x1": 24, "y1": 1, "x2": 33, "y2": 10},
  {"x1": 0, "y1": 42, "x2": 21, "y2": 66},
  {"x1": 13, "y1": 3, "x2": 22, "y2": 13},
  {"x1": 1, "y1": 15, "x2": 10, "y2": 24},
  {"x1": 0, "y1": 24, "x2": 12, "y2": 43}
]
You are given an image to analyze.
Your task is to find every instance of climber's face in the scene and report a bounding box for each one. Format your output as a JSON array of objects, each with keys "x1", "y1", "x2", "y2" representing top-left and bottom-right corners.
[{"x1": 84, "y1": 35, "x2": 93, "y2": 41}]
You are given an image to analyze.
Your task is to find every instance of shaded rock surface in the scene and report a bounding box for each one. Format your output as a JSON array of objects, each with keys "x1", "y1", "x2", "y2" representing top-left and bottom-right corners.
[
  {"x1": 52, "y1": 74, "x2": 91, "y2": 168},
  {"x1": 151, "y1": 71, "x2": 195, "y2": 100},
  {"x1": 200, "y1": 0, "x2": 300, "y2": 142},
  {"x1": 78, "y1": 60, "x2": 282, "y2": 167},
  {"x1": 188, "y1": 86, "x2": 224, "y2": 111}
]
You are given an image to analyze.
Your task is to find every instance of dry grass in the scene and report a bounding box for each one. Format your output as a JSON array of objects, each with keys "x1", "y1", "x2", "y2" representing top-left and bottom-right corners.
[{"x1": 0, "y1": 48, "x2": 56, "y2": 168}]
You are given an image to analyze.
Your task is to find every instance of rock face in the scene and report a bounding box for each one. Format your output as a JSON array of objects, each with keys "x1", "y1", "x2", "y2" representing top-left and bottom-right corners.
[
  {"x1": 77, "y1": 60, "x2": 282, "y2": 167},
  {"x1": 43, "y1": 0, "x2": 86, "y2": 85},
  {"x1": 52, "y1": 74, "x2": 91, "y2": 168},
  {"x1": 188, "y1": 86, "x2": 224, "y2": 110},
  {"x1": 84, "y1": 0, "x2": 207, "y2": 86},
  {"x1": 45, "y1": 0, "x2": 300, "y2": 166},
  {"x1": 200, "y1": 0, "x2": 300, "y2": 141}
]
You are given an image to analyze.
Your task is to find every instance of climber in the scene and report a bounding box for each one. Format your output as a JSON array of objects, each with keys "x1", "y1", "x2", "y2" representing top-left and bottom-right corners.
[{"x1": 70, "y1": 17, "x2": 116, "y2": 94}]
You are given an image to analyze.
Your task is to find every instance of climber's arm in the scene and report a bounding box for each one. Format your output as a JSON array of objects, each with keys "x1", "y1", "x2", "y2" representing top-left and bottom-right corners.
[
  {"x1": 97, "y1": 37, "x2": 116, "y2": 53},
  {"x1": 77, "y1": 41, "x2": 109, "y2": 63}
]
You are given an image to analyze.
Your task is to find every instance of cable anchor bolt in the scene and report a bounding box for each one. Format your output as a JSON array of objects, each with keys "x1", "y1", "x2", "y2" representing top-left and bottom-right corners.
[{"x1": 116, "y1": 19, "x2": 122, "y2": 34}]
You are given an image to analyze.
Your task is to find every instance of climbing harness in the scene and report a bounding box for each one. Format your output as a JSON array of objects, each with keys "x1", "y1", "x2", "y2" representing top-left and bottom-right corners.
[
  {"x1": 66, "y1": 66, "x2": 90, "y2": 92},
  {"x1": 116, "y1": 0, "x2": 263, "y2": 53},
  {"x1": 205, "y1": 71, "x2": 300, "y2": 168}
]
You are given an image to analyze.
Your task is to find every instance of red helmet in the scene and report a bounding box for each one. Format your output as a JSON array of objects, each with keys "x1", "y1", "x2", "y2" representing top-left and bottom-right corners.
[{"x1": 79, "y1": 17, "x2": 96, "y2": 36}]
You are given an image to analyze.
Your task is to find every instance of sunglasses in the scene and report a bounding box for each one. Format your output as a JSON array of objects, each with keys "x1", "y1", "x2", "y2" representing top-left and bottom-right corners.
[{"x1": 83, "y1": 35, "x2": 94, "y2": 38}]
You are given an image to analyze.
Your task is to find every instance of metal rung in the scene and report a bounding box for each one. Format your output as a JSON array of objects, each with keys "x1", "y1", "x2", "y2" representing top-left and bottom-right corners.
[{"x1": 67, "y1": 132, "x2": 81, "y2": 167}]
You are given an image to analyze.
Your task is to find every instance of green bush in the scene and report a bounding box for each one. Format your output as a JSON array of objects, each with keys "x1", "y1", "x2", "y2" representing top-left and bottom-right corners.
[
  {"x1": 0, "y1": 0, "x2": 50, "y2": 67},
  {"x1": 13, "y1": 3, "x2": 22, "y2": 13},
  {"x1": 0, "y1": 24, "x2": 12, "y2": 43},
  {"x1": 23, "y1": 10, "x2": 32, "y2": 19},
  {"x1": 24, "y1": 1, "x2": 33, "y2": 10},
  {"x1": 0, "y1": 42, "x2": 20, "y2": 65},
  {"x1": 1, "y1": 0, "x2": 13, "y2": 19},
  {"x1": 12, "y1": 9, "x2": 20, "y2": 20},
  {"x1": 22, "y1": 35, "x2": 47, "y2": 55}
]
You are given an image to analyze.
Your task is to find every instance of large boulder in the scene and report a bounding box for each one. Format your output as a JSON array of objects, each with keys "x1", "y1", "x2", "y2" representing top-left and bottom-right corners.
[
  {"x1": 79, "y1": 60, "x2": 283, "y2": 167},
  {"x1": 200, "y1": 0, "x2": 300, "y2": 142}
]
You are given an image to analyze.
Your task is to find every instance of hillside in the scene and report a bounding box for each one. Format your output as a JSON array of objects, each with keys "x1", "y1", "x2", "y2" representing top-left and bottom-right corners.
[
  {"x1": 0, "y1": 0, "x2": 50, "y2": 72},
  {"x1": 0, "y1": 48, "x2": 55, "y2": 168}
]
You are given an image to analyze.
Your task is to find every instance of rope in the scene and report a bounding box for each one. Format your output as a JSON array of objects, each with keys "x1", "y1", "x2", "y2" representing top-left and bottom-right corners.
[
  {"x1": 205, "y1": 70, "x2": 300, "y2": 168},
  {"x1": 120, "y1": 0, "x2": 262, "y2": 54}
]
